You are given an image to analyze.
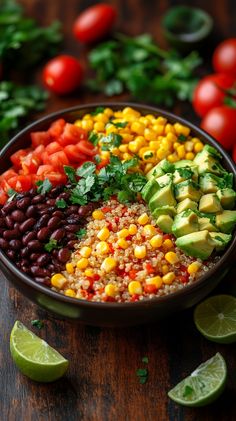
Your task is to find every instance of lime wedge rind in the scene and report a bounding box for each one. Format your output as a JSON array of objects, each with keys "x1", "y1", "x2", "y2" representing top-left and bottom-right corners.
[
  {"x1": 10, "y1": 321, "x2": 69, "y2": 382},
  {"x1": 194, "y1": 295, "x2": 236, "y2": 344},
  {"x1": 168, "y1": 353, "x2": 227, "y2": 407}
]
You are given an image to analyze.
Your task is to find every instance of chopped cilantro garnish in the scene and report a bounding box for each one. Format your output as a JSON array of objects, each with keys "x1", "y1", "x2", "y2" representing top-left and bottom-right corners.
[
  {"x1": 142, "y1": 356, "x2": 149, "y2": 364},
  {"x1": 91, "y1": 106, "x2": 105, "y2": 115},
  {"x1": 76, "y1": 228, "x2": 87, "y2": 239},
  {"x1": 44, "y1": 239, "x2": 58, "y2": 252},
  {"x1": 94, "y1": 155, "x2": 101, "y2": 164},
  {"x1": 76, "y1": 162, "x2": 96, "y2": 178},
  {"x1": 183, "y1": 385, "x2": 194, "y2": 397},
  {"x1": 136, "y1": 368, "x2": 148, "y2": 384},
  {"x1": 31, "y1": 320, "x2": 44, "y2": 330},
  {"x1": 178, "y1": 134, "x2": 187, "y2": 142},
  {"x1": 56, "y1": 198, "x2": 67, "y2": 209},
  {"x1": 108, "y1": 120, "x2": 128, "y2": 128},
  {"x1": 64, "y1": 166, "x2": 77, "y2": 184},
  {"x1": 177, "y1": 167, "x2": 193, "y2": 178},
  {"x1": 7, "y1": 188, "x2": 17, "y2": 201},
  {"x1": 101, "y1": 133, "x2": 122, "y2": 151},
  {"x1": 89, "y1": 131, "x2": 100, "y2": 146},
  {"x1": 36, "y1": 178, "x2": 52, "y2": 194}
]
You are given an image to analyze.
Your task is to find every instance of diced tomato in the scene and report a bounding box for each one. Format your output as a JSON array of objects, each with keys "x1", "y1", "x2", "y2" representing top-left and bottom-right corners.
[
  {"x1": 42, "y1": 151, "x2": 51, "y2": 165},
  {"x1": 129, "y1": 269, "x2": 137, "y2": 280},
  {"x1": 37, "y1": 164, "x2": 55, "y2": 176},
  {"x1": 145, "y1": 263, "x2": 155, "y2": 274},
  {"x1": 163, "y1": 234, "x2": 172, "y2": 241},
  {"x1": 64, "y1": 144, "x2": 87, "y2": 162},
  {"x1": 45, "y1": 172, "x2": 67, "y2": 185},
  {"x1": 114, "y1": 216, "x2": 119, "y2": 223},
  {"x1": 7, "y1": 175, "x2": 32, "y2": 192},
  {"x1": 77, "y1": 139, "x2": 97, "y2": 156},
  {"x1": 21, "y1": 153, "x2": 40, "y2": 174},
  {"x1": 48, "y1": 150, "x2": 69, "y2": 169},
  {"x1": 10, "y1": 149, "x2": 30, "y2": 169},
  {"x1": 0, "y1": 187, "x2": 8, "y2": 205},
  {"x1": 143, "y1": 284, "x2": 158, "y2": 294},
  {"x1": 46, "y1": 141, "x2": 63, "y2": 155},
  {"x1": 59, "y1": 123, "x2": 87, "y2": 146},
  {"x1": 101, "y1": 206, "x2": 112, "y2": 213},
  {"x1": 130, "y1": 294, "x2": 140, "y2": 302},
  {"x1": 33, "y1": 144, "x2": 45, "y2": 159},
  {"x1": 104, "y1": 296, "x2": 116, "y2": 302},
  {"x1": 178, "y1": 275, "x2": 189, "y2": 284},
  {"x1": 48, "y1": 118, "x2": 66, "y2": 139},
  {"x1": 0, "y1": 169, "x2": 18, "y2": 181},
  {"x1": 96, "y1": 158, "x2": 109, "y2": 170},
  {"x1": 31, "y1": 131, "x2": 51, "y2": 147}
]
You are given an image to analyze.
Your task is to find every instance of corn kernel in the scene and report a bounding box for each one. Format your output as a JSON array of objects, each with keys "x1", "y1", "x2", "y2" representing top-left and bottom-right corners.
[
  {"x1": 84, "y1": 268, "x2": 94, "y2": 277},
  {"x1": 191, "y1": 137, "x2": 200, "y2": 144},
  {"x1": 100, "y1": 150, "x2": 110, "y2": 160},
  {"x1": 144, "y1": 128, "x2": 157, "y2": 141},
  {"x1": 94, "y1": 113, "x2": 109, "y2": 123},
  {"x1": 152, "y1": 124, "x2": 165, "y2": 135},
  {"x1": 162, "y1": 264, "x2": 169, "y2": 275},
  {"x1": 149, "y1": 141, "x2": 160, "y2": 149},
  {"x1": 123, "y1": 107, "x2": 140, "y2": 117},
  {"x1": 94, "y1": 121, "x2": 105, "y2": 132},
  {"x1": 157, "y1": 148, "x2": 168, "y2": 160},
  {"x1": 167, "y1": 153, "x2": 179, "y2": 163},
  {"x1": 74, "y1": 120, "x2": 82, "y2": 127},
  {"x1": 134, "y1": 245, "x2": 147, "y2": 259},
  {"x1": 65, "y1": 289, "x2": 76, "y2": 297},
  {"x1": 92, "y1": 210, "x2": 104, "y2": 220},
  {"x1": 174, "y1": 123, "x2": 190, "y2": 137},
  {"x1": 185, "y1": 152, "x2": 195, "y2": 160},
  {"x1": 165, "y1": 124, "x2": 175, "y2": 134},
  {"x1": 128, "y1": 281, "x2": 142, "y2": 295},
  {"x1": 123, "y1": 152, "x2": 133, "y2": 160},
  {"x1": 96, "y1": 241, "x2": 110, "y2": 254},
  {"x1": 184, "y1": 141, "x2": 194, "y2": 152},
  {"x1": 66, "y1": 263, "x2": 74, "y2": 274},
  {"x1": 131, "y1": 121, "x2": 145, "y2": 135},
  {"x1": 165, "y1": 251, "x2": 179, "y2": 264},
  {"x1": 97, "y1": 227, "x2": 110, "y2": 241},
  {"x1": 149, "y1": 234, "x2": 163, "y2": 248},
  {"x1": 137, "y1": 213, "x2": 149, "y2": 225},
  {"x1": 111, "y1": 147, "x2": 120, "y2": 156},
  {"x1": 105, "y1": 284, "x2": 118, "y2": 297},
  {"x1": 146, "y1": 276, "x2": 163, "y2": 289},
  {"x1": 194, "y1": 142, "x2": 204, "y2": 153},
  {"x1": 80, "y1": 246, "x2": 92, "y2": 258},
  {"x1": 173, "y1": 142, "x2": 181, "y2": 150},
  {"x1": 143, "y1": 224, "x2": 156, "y2": 237},
  {"x1": 163, "y1": 239, "x2": 174, "y2": 249},
  {"x1": 121, "y1": 133, "x2": 134, "y2": 143},
  {"x1": 128, "y1": 224, "x2": 138, "y2": 235},
  {"x1": 144, "y1": 163, "x2": 154, "y2": 174},
  {"x1": 156, "y1": 116, "x2": 167, "y2": 125},
  {"x1": 177, "y1": 145, "x2": 186, "y2": 159},
  {"x1": 81, "y1": 119, "x2": 94, "y2": 131},
  {"x1": 51, "y1": 274, "x2": 67, "y2": 289},
  {"x1": 117, "y1": 228, "x2": 129, "y2": 238},
  {"x1": 166, "y1": 132, "x2": 177, "y2": 143},
  {"x1": 161, "y1": 137, "x2": 172, "y2": 150},
  {"x1": 101, "y1": 257, "x2": 117, "y2": 273},
  {"x1": 128, "y1": 140, "x2": 140, "y2": 153},
  {"x1": 76, "y1": 258, "x2": 89, "y2": 270},
  {"x1": 187, "y1": 261, "x2": 202, "y2": 274},
  {"x1": 163, "y1": 272, "x2": 176, "y2": 284},
  {"x1": 117, "y1": 238, "x2": 129, "y2": 249},
  {"x1": 83, "y1": 113, "x2": 91, "y2": 120},
  {"x1": 106, "y1": 124, "x2": 118, "y2": 134},
  {"x1": 119, "y1": 144, "x2": 129, "y2": 153},
  {"x1": 104, "y1": 107, "x2": 113, "y2": 117},
  {"x1": 139, "y1": 117, "x2": 149, "y2": 126}
]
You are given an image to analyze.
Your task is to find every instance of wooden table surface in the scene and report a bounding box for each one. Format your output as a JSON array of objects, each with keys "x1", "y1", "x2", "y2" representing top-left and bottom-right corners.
[{"x1": 1, "y1": 1, "x2": 236, "y2": 420}]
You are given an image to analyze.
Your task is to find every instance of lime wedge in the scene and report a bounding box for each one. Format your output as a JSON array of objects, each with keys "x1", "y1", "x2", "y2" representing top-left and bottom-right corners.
[
  {"x1": 168, "y1": 353, "x2": 227, "y2": 407},
  {"x1": 194, "y1": 294, "x2": 236, "y2": 343},
  {"x1": 10, "y1": 321, "x2": 69, "y2": 382}
]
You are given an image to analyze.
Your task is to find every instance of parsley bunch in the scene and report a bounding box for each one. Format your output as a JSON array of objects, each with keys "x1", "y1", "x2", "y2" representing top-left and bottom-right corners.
[{"x1": 87, "y1": 33, "x2": 202, "y2": 107}]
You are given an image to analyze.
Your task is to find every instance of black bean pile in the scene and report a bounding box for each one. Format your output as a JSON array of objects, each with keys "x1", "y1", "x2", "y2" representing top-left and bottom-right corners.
[{"x1": 0, "y1": 185, "x2": 96, "y2": 285}]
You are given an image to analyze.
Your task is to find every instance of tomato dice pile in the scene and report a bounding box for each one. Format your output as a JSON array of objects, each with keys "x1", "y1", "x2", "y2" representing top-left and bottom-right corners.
[{"x1": 0, "y1": 118, "x2": 97, "y2": 205}]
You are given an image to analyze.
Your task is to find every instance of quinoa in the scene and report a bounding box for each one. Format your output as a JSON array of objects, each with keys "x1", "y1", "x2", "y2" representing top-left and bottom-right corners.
[{"x1": 51, "y1": 199, "x2": 217, "y2": 303}]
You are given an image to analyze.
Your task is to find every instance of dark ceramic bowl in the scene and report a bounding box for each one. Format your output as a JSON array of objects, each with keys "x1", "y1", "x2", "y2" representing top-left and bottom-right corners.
[{"x1": 1, "y1": 103, "x2": 236, "y2": 326}]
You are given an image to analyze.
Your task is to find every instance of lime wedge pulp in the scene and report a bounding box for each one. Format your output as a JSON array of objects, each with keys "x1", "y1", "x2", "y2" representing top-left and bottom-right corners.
[
  {"x1": 168, "y1": 353, "x2": 227, "y2": 407},
  {"x1": 194, "y1": 294, "x2": 236, "y2": 344},
  {"x1": 10, "y1": 321, "x2": 69, "y2": 382}
]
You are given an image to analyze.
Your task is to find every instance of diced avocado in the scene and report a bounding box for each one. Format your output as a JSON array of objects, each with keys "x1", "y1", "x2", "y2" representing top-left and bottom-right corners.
[
  {"x1": 199, "y1": 194, "x2": 222, "y2": 213},
  {"x1": 142, "y1": 179, "x2": 160, "y2": 202},
  {"x1": 146, "y1": 159, "x2": 174, "y2": 180},
  {"x1": 152, "y1": 205, "x2": 176, "y2": 218},
  {"x1": 156, "y1": 173, "x2": 173, "y2": 187},
  {"x1": 156, "y1": 214, "x2": 173, "y2": 233},
  {"x1": 149, "y1": 184, "x2": 176, "y2": 212},
  {"x1": 172, "y1": 210, "x2": 199, "y2": 238},
  {"x1": 198, "y1": 217, "x2": 218, "y2": 232},
  {"x1": 199, "y1": 173, "x2": 220, "y2": 193},
  {"x1": 194, "y1": 145, "x2": 222, "y2": 166},
  {"x1": 173, "y1": 166, "x2": 198, "y2": 184},
  {"x1": 215, "y1": 210, "x2": 236, "y2": 233},
  {"x1": 175, "y1": 230, "x2": 215, "y2": 260},
  {"x1": 174, "y1": 180, "x2": 202, "y2": 202},
  {"x1": 216, "y1": 189, "x2": 236, "y2": 210},
  {"x1": 209, "y1": 232, "x2": 232, "y2": 251},
  {"x1": 174, "y1": 160, "x2": 196, "y2": 169},
  {"x1": 198, "y1": 157, "x2": 227, "y2": 176},
  {"x1": 176, "y1": 198, "x2": 198, "y2": 214}
]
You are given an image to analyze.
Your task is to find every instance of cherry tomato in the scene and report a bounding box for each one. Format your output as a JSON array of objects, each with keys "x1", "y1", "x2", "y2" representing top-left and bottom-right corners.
[
  {"x1": 42, "y1": 55, "x2": 83, "y2": 95},
  {"x1": 193, "y1": 73, "x2": 236, "y2": 117},
  {"x1": 73, "y1": 3, "x2": 117, "y2": 43},
  {"x1": 213, "y1": 38, "x2": 236, "y2": 77},
  {"x1": 201, "y1": 106, "x2": 236, "y2": 150}
]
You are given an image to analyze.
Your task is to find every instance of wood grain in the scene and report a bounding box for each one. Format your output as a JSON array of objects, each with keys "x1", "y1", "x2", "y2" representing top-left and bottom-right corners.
[{"x1": 1, "y1": 1, "x2": 236, "y2": 420}]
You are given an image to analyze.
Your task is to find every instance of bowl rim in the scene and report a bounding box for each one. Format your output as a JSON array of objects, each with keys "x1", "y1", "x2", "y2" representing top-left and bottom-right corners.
[{"x1": 1, "y1": 101, "x2": 236, "y2": 310}]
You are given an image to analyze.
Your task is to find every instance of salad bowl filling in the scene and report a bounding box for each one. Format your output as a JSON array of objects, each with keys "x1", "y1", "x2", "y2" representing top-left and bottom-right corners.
[{"x1": 0, "y1": 106, "x2": 235, "y2": 303}]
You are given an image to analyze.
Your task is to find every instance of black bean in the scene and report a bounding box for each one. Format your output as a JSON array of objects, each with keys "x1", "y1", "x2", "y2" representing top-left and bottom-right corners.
[
  {"x1": 3, "y1": 229, "x2": 19, "y2": 240},
  {"x1": 26, "y1": 205, "x2": 37, "y2": 218},
  {"x1": 66, "y1": 215, "x2": 80, "y2": 225},
  {"x1": 52, "y1": 210, "x2": 64, "y2": 218},
  {"x1": 50, "y1": 228, "x2": 65, "y2": 241},
  {"x1": 2, "y1": 200, "x2": 16, "y2": 215},
  {"x1": 22, "y1": 231, "x2": 36, "y2": 245},
  {"x1": 58, "y1": 192, "x2": 70, "y2": 201},
  {"x1": 66, "y1": 232, "x2": 76, "y2": 240},
  {"x1": 31, "y1": 266, "x2": 50, "y2": 277},
  {"x1": 47, "y1": 264, "x2": 56, "y2": 272},
  {"x1": 78, "y1": 205, "x2": 90, "y2": 217},
  {"x1": 6, "y1": 250, "x2": 16, "y2": 259},
  {"x1": 0, "y1": 238, "x2": 9, "y2": 249},
  {"x1": 21, "y1": 247, "x2": 30, "y2": 258},
  {"x1": 66, "y1": 205, "x2": 79, "y2": 216},
  {"x1": 5, "y1": 215, "x2": 14, "y2": 229},
  {"x1": 16, "y1": 197, "x2": 31, "y2": 210},
  {"x1": 36, "y1": 254, "x2": 50, "y2": 266},
  {"x1": 21, "y1": 259, "x2": 29, "y2": 267},
  {"x1": 34, "y1": 214, "x2": 50, "y2": 230},
  {"x1": 0, "y1": 217, "x2": 6, "y2": 228},
  {"x1": 19, "y1": 218, "x2": 36, "y2": 233},
  {"x1": 51, "y1": 260, "x2": 64, "y2": 272},
  {"x1": 46, "y1": 198, "x2": 56, "y2": 206},
  {"x1": 9, "y1": 239, "x2": 22, "y2": 250},
  {"x1": 29, "y1": 188, "x2": 37, "y2": 196},
  {"x1": 34, "y1": 276, "x2": 50, "y2": 285},
  {"x1": 31, "y1": 194, "x2": 45, "y2": 204},
  {"x1": 37, "y1": 227, "x2": 51, "y2": 241},
  {"x1": 28, "y1": 240, "x2": 43, "y2": 252},
  {"x1": 21, "y1": 266, "x2": 31, "y2": 274},
  {"x1": 64, "y1": 224, "x2": 80, "y2": 233},
  {"x1": 11, "y1": 210, "x2": 25, "y2": 222},
  {"x1": 58, "y1": 247, "x2": 71, "y2": 263},
  {"x1": 30, "y1": 253, "x2": 41, "y2": 261},
  {"x1": 48, "y1": 216, "x2": 61, "y2": 230},
  {"x1": 51, "y1": 249, "x2": 59, "y2": 258},
  {"x1": 68, "y1": 240, "x2": 77, "y2": 249},
  {"x1": 50, "y1": 185, "x2": 64, "y2": 197}
]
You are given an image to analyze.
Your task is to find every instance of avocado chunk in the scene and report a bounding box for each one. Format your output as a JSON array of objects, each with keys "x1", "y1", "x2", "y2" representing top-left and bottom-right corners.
[
  {"x1": 209, "y1": 232, "x2": 232, "y2": 251},
  {"x1": 175, "y1": 180, "x2": 202, "y2": 202},
  {"x1": 156, "y1": 173, "x2": 173, "y2": 187},
  {"x1": 199, "y1": 173, "x2": 220, "y2": 193},
  {"x1": 175, "y1": 230, "x2": 215, "y2": 260},
  {"x1": 172, "y1": 210, "x2": 199, "y2": 238},
  {"x1": 198, "y1": 217, "x2": 218, "y2": 232},
  {"x1": 146, "y1": 159, "x2": 174, "y2": 180},
  {"x1": 215, "y1": 210, "x2": 236, "y2": 233},
  {"x1": 173, "y1": 166, "x2": 198, "y2": 184},
  {"x1": 142, "y1": 179, "x2": 160, "y2": 202},
  {"x1": 156, "y1": 214, "x2": 173, "y2": 233},
  {"x1": 176, "y1": 198, "x2": 198, "y2": 214},
  {"x1": 194, "y1": 144, "x2": 222, "y2": 166},
  {"x1": 149, "y1": 184, "x2": 176, "y2": 212},
  {"x1": 152, "y1": 205, "x2": 176, "y2": 218},
  {"x1": 216, "y1": 189, "x2": 236, "y2": 210},
  {"x1": 199, "y1": 194, "x2": 222, "y2": 213}
]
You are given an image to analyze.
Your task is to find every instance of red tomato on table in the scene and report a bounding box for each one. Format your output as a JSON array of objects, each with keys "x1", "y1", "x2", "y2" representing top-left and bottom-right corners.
[
  {"x1": 213, "y1": 38, "x2": 236, "y2": 77},
  {"x1": 201, "y1": 106, "x2": 236, "y2": 150}
]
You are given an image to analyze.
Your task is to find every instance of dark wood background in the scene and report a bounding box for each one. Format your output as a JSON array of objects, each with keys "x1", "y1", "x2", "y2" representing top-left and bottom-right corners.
[{"x1": 0, "y1": 1, "x2": 236, "y2": 420}]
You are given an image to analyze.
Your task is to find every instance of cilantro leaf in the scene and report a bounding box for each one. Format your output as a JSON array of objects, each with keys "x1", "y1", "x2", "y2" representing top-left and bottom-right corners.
[
  {"x1": 101, "y1": 133, "x2": 122, "y2": 151},
  {"x1": 89, "y1": 131, "x2": 100, "y2": 146},
  {"x1": 44, "y1": 239, "x2": 58, "y2": 252},
  {"x1": 76, "y1": 162, "x2": 96, "y2": 178},
  {"x1": 7, "y1": 188, "x2": 17, "y2": 200},
  {"x1": 36, "y1": 178, "x2": 52, "y2": 194},
  {"x1": 76, "y1": 228, "x2": 87, "y2": 239},
  {"x1": 91, "y1": 106, "x2": 105, "y2": 115},
  {"x1": 108, "y1": 120, "x2": 128, "y2": 128},
  {"x1": 56, "y1": 198, "x2": 67, "y2": 209},
  {"x1": 178, "y1": 134, "x2": 187, "y2": 142},
  {"x1": 142, "y1": 356, "x2": 149, "y2": 364},
  {"x1": 64, "y1": 166, "x2": 77, "y2": 184}
]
